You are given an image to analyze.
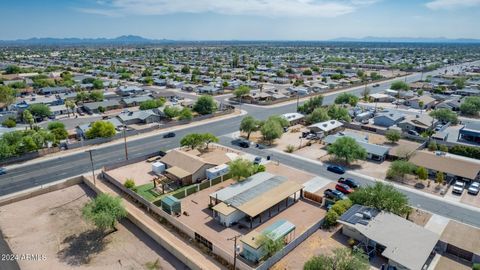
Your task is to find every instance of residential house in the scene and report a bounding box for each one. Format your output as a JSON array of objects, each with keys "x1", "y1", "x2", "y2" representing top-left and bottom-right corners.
[
  {"x1": 160, "y1": 150, "x2": 216, "y2": 185},
  {"x1": 459, "y1": 122, "x2": 480, "y2": 144},
  {"x1": 39, "y1": 86, "x2": 69, "y2": 95},
  {"x1": 385, "y1": 89, "x2": 415, "y2": 99},
  {"x1": 308, "y1": 120, "x2": 344, "y2": 136},
  {"x1": 438, "y1": 220, "x2": 480, "y2": 263},
  {"x1": 210, "y1": 172, "x2": 303, "y2": 228},
  {"x1": 287, "y1": 87, "x2": 309, "y2": 96},
  {"x1": 324, "y1": 132, "x2": 390, "y2": 161},
  {"x1": 409, "y1": 151, "x2": 480, "y2": 182},
  {"x1": 435, "y1": 97, "x2": 463, "y2": 111},
  {"x1": 76, "y1": 118, "x2": 123, "y2": 138},
  {"x1": 338, "y1": 204, "x2": 439, "y2": 270},
  {"x1": 281, "y1": 112, "x2": 304, "y2": 126},
  {"x1": 397, "y1": 114, "x2": 437, "y2": 133},
  {"x1": 370, "y1": 93, "x2": 395, "y2": 103},
  {"x1": 456, "y1": 88, "x2": 480, "y2": 96},
  {"x1": 82, "y1": 100, "x2": 121, "y2": 114},
  {"x1": 405, "y1": 95, "x2": 436, "y2": 110},
  {"x1": 373, "y1": 111, "x2": 405, "y2": 127},
  {"x1": 117, "y1": 85, "x2": 144, "y2": 96},
  {"x1": 117, "y1": 109, "x2": 161, "y2": 125},
  {"x1": 121, "y1": 95, "x2": 152, "y2": 107},
  {"x1": 197, "y1": 85, "x2": 222, "y2": 95},
  {"x1": 49, "y1": 104, "x2": 68, "y2": 116}
]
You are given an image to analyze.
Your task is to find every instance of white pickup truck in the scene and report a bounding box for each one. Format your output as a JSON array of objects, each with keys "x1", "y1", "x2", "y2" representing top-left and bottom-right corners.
[{"x1": 452, "y1": 181, "x2": 465, "y2": 195}]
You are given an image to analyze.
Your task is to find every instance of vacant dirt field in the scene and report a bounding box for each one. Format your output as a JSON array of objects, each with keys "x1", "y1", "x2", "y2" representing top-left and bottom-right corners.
[
  {"x1": 271, "y1": 227, "x2": 349, "y2": 270},
  {"x1": 0, "y1": 184, "x2": 186, "y2": 270}
]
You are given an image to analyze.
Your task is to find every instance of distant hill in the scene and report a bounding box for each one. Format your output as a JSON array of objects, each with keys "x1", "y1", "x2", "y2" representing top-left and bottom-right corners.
[
  {"x1": 0, "y1": 35, "x2": 176, "y2": 46},
  {"x1": 331, "y1": 36, "x2": 480, "y2": 43},
  {"x1": 1, "y1": 35, "x2": 480, "y2": 46}
]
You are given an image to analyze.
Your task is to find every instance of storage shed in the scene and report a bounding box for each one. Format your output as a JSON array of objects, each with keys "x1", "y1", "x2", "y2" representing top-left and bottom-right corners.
[
  {"x1": 152, "y1": 162, "x2": 166, "y2": 175},
  {"x1": 241, "y1": 219, "x2": 296, "y2": 263},
  {"x1": 159, "y1": 195, "x2": 181, "y2": 215}
]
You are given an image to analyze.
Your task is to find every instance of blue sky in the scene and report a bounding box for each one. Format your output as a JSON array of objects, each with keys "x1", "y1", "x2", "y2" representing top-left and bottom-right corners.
[{"x1": 1, "y1": 0, "x2": 480, "y2": 40}]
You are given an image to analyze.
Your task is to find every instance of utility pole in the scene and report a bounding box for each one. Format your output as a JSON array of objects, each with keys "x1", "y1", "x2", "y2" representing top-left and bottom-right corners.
[
  {"x1": 227, "y1": 234, "x2": 242, "y2": 270},
  {"x1": 123, "y1": 125, "x2": 128, "y2": 160},
  {"x1": 86, "y1": 149, "x2": 96, "y2": 185}
]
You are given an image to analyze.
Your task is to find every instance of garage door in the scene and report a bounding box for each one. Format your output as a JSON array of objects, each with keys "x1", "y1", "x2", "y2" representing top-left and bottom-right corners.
[{"x1": 446, "y1": 244, "x2": 473, "y2": 261}]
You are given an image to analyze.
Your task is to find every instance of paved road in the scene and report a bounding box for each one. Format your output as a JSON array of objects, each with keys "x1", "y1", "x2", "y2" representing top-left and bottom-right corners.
[{"x1": 1, "y1": 61, "x2": 480, "y2": 227}]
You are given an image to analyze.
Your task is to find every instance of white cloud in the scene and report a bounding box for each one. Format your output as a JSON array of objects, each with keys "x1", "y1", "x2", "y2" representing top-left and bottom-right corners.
[
  {"x1": 426, "y1": 0, "x2": 480, "y2": 10},
  {"x1": 78, "y1": 0, "x2": 378, "y2": 17}
]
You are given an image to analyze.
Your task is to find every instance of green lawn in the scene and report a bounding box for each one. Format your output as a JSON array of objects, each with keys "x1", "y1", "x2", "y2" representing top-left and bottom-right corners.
[{"x1": 135, "y1": 183, "x2": 162, "y2": 202}]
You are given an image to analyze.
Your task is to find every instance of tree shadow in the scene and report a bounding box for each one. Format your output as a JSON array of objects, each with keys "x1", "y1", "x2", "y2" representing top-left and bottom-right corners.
[{"x1": 57, "y1": 229, "x2": 109, "y2": 266}]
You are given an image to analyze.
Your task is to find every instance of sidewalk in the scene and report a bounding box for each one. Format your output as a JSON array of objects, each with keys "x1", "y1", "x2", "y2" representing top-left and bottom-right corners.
[
  {"x1": 5, "y1": 109, "x2": 246, "y2": 170},
  {"x1": 84, "y1": 175, "x2": 224, "y2": 270}
]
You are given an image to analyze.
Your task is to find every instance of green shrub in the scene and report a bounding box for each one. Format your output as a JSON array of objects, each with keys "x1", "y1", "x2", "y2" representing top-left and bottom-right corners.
[
  {"x1": 323, "y1": 211, "x2": 339, "y2": 228},
  {"x1": 2, "y1": 118, "x2": 16, "y2": 128},
  {"x1": 124, "y1": 178, "x2": 135, "y2": 189},
  {"x1": 285, "y1": 144, "x2": 295, "y2": 153}
]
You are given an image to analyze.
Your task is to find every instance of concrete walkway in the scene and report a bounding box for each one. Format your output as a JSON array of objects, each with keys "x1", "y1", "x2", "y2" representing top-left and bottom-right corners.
[
  {"x1": 424, "y1": 214, "x2": 450, "y2": 235},
  {"x1": 84, "y1": 176, "x2": 224, "y2": 270}
]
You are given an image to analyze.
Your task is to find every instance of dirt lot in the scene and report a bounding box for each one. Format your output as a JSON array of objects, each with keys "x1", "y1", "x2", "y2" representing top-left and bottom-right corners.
[
  {"x1": 271, "y1": 227, "x2": 349, "y2": 270},
  {"x1": 107, "y1": 160, "x2": 157, "y2": 186},
  {"x1": 407, "y1": 208, "x2": 433, "y2": 227},
  {"x1": 0, "y1": 184, "x2": 186, "y2": 270}
]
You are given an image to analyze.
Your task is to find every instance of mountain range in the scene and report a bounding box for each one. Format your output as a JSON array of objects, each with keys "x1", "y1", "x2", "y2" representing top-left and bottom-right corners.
[{"x1": 1, "y1": 35, "x2": 480, "y2": 46}]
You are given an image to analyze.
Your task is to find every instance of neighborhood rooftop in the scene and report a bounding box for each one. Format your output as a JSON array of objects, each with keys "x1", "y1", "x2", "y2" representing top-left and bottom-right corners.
[{"x1": 339, "y1": 204, "x2": 439, "y2": 270}]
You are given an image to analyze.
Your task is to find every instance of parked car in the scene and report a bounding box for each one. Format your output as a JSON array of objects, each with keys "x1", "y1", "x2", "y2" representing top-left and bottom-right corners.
[
  {"x1": 373, "y1": 83, "x2": 380, "y2": 87},
  {"x1": 238, "y1": 141, "x2": 250, "y2": 148},
  {"x1": 335, "y1": 183, "x2": 353, "y2": 194},
  {"x1": 0, "y1": 167, "x2": 6, "y2": 175},
  {"x1": 163, "y1": 132, "x2": 176, "y2": 138},
  {"x1": 327, "y1": 165, "x2": 345, "y2": 174},
  {"x1": 324, "y1": 189, "x2": 346, "y2": 201},
  {"x1": 253, "y1": 156, "x2": 262, "y2": 165},
  {"x1": 338, "y1": 177, "x2": 359, "y2": 189},
  {"x1": 468, "y1": 182, "x2": 480, "y2": 195},
  {"x1": 231, "y1": 139, "x2": 250, "y2": 148},
  {"x1": 407, "y1": 130, "x2": 419, "y2": 136},
  {"x1": 452, "y1": 180, "x2": 466, "y2": 194}
]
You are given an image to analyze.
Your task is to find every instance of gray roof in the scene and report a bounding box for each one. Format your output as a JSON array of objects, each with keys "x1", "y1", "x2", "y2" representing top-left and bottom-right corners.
[
  {"x1": 122, "y1": 95, "x2": 152, "y2": 104},
  {"x1": 324, "y1": 133, "x2": 390, "y2": 157},
  {"x1": 118, "y1": 85, "x2": 143, "y2": 92},
  {"x1": 117, "y1": 109, "x2": 159, "y2": 122},
  {"x1": 224, "y1": 175, "x2": 287, "y2": 208},
  {"x1": 374, "y1": 111, "x2": 405, "y2": 122},
  {"x1": 339, "y1": 205, "x2": 439, "y2": 270},
  {"x1": 210, "y1": 172, "x2": 277, "y2": 202},
  {"x1": 462, "y1": 122, "x2": 480, "y2": 132},
  {"x1": 77, "y1": 118, "x2": 122, "y2": 134},
  {"x1": 82, "y1": 100, "x2": 120, "y2": 110}
]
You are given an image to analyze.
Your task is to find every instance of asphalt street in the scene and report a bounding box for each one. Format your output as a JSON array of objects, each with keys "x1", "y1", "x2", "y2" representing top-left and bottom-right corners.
[{"x1": 1, "y1": 62, "x2": 480, "y2": 227}]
